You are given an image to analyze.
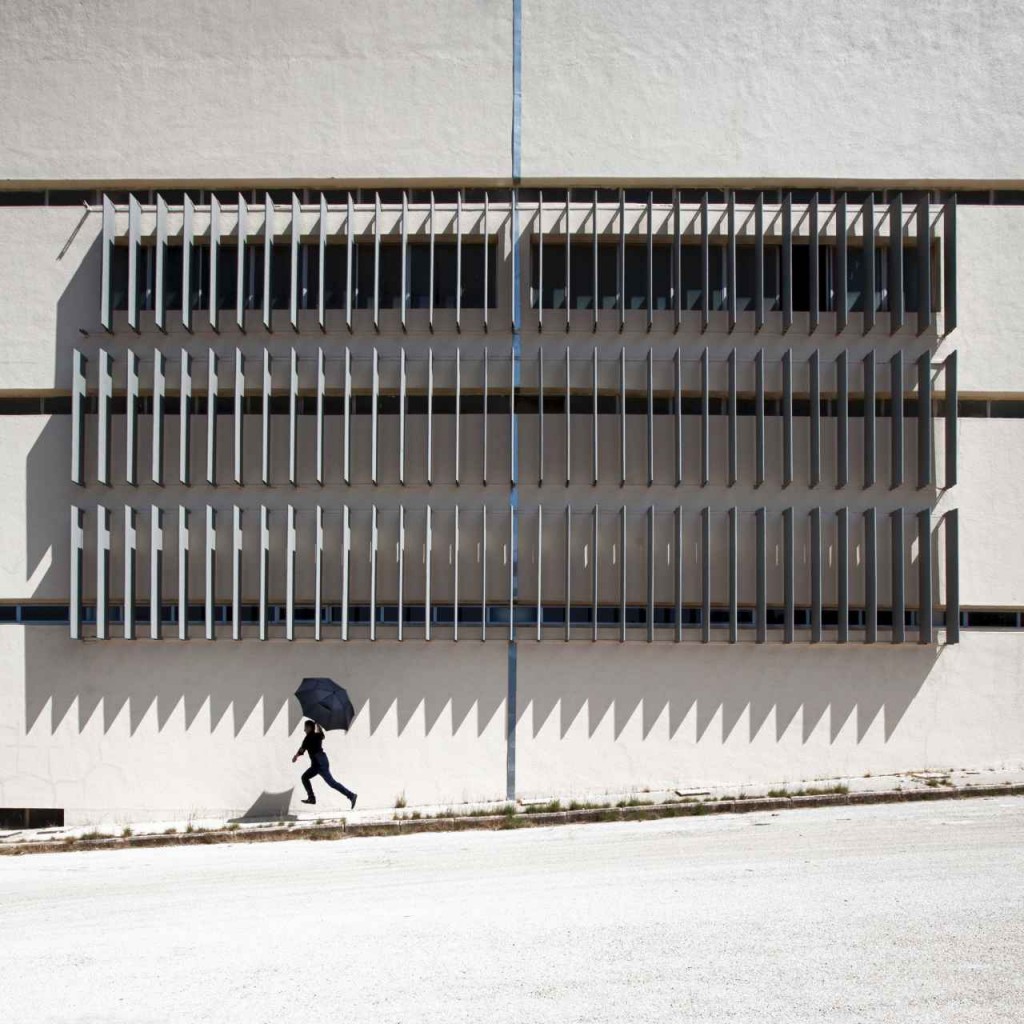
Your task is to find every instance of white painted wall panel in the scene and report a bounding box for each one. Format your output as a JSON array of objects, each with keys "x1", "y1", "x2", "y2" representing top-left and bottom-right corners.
[
  {"x1": 0, "y1": 0, "x2": 512, "y2": 183},
  {"x1": 522, "y1": 0, "x2": 1024, "y2": 183},
  {"x1": 0, "y1": 629, "x2": 508, "y2": 821},
  {"x1": 949, "y1": 419, "x2": 1024, "y2": 607},
  {"x1": 516, "y1": 634, "x2": 1024, "y2": 801},
  {"x1": 939, "y1": 207, "x2": 1024, "y2": 392}
]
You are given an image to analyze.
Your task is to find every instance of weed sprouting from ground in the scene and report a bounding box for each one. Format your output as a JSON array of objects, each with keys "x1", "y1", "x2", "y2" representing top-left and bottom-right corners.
[
  {"x1": 527, "y1": 800, "x2": 562, "y2": 813},
  {"x1": 394, "y1": 793, "x2": 407, "y2": 809},
  {"x1": 767, "y1": 784, "x2": 849, "y2": 798},
  {"x1": 566, "y1": 800, "x2": 607, "y2": 811}
]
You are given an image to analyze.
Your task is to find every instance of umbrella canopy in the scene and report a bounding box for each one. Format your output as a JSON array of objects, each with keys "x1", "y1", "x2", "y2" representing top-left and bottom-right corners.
[{"x1": 294, "y1": 677, "x2": 355, "y2": 732}]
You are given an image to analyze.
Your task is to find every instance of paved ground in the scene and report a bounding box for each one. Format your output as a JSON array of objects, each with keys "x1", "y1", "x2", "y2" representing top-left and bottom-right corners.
[{"x1": 2, "y1": 799, "x2": 1022, "y2": 1024}]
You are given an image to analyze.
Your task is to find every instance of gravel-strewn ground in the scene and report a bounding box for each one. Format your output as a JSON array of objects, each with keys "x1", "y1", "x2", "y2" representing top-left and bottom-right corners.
[{"x1": 2, "y1": 798, "x2": 1022, "y2": 1023}]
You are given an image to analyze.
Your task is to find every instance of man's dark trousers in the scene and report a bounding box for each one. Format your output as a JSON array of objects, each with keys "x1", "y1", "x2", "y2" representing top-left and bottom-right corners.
[{"x1": 301, "y1": 755, "x2": 355, "y2": 803}]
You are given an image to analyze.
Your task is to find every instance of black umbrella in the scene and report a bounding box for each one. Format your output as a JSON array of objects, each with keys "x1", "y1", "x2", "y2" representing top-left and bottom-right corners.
[{"x1": 294, "y1": 677, "x2": 356, "y2": 732}]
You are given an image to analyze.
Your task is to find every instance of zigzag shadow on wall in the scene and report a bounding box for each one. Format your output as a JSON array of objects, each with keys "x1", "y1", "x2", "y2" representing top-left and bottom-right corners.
[
  {"x1": 517, "y1": 642, "x2": 939, "y2": 744},
  {"x1": 22, "y1": 629, "x2": 508, "y2": 741}
]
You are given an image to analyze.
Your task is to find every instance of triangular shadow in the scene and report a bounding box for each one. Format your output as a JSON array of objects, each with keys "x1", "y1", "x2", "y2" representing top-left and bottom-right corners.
[{"x1": 230, "y1": 788, "x2": 297, "y2": 822}]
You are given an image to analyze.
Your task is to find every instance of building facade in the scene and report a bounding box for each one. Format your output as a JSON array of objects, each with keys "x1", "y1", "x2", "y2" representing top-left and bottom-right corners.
[{"x1": 1, "y1": 0, "x2": 1022, "y2": 826}]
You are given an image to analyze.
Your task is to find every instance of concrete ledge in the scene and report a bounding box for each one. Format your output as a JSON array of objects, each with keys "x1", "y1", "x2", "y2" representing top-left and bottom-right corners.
[
  {"x1": 4, "y1": 783, "x2": 1024, "y2": 857},
  {"x1": 346, "y1": 821, "x2": 403, "y2": 838},
  {"x1": 847, "y1": 790, "x2": 906, "y2": 805},
  {"x1": 901, "y1": 788, "x2": 959, "y2": 802}
]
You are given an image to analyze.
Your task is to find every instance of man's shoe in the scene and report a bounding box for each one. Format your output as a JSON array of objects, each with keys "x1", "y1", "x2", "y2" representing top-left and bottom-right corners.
[
  {"x1": 301, "y1": 798, "x2": 316, "y2": 805},
  {"x1": 350, "y1": 794, "x2": 358, "y2": 810}
]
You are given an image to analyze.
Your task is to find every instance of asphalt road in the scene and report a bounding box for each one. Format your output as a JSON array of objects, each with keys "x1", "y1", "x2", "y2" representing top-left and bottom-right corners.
[{"x1": 2, "y1": 799, "x2": 1022, "y2": 1023}]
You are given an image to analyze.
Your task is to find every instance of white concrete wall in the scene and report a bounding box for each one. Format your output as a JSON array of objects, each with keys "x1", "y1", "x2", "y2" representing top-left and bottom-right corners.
[
  {"x1": 0, "y1": 629, "x2": 509, "y2": 823},
  {"x1": 0, "y1": 0, "x2": 512, "y2": 184},
  {"x1": 0, "y1": 207, "x2": 99, "y2": 392},
  {"x1": 937, "y1": 207, "x2": 1024, "y2": 392},
  {"x1": 1, "y1": 624, "x2": 1022, "y2": 823},
  {"x1": 522, "y1": 0, "x2": 1024, "y2": 183},
  {"x1": 515, "y1": 633, "x2": 1024, "y2": 800},
  {"x1": 951, "y1": 419, "x2": 1024, "y2": 607},
  {"x1": 3, "y1": 1, "x2": 1024, "y2": 186},
  {"x1": 1, "y1": 3, "x2": 1023, "y2": 821}
]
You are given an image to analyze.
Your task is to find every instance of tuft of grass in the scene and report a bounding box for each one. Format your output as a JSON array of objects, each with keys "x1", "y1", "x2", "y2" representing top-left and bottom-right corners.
[
  {"x1": 121, "y1": 827, "x2": 133, "y2": 838},
  {"x1": 63, "y1": 835, "x2": 77, "y2": 845},
  {"x1": 925, "y1": 776, "x2": 952, "y2": 788},
  {"x1": 462, "y1": 805, "x2": 502, "y2": 817},
  {"x1": 393, "y1": 810, "x2": 425, "y2": 821},
  {"x1": 616, "y1": 797, "x2": 654, "y2": 808},
  {"x1": 527, "y1": 799, "x2": 562, "y2": 814},
  {"x1": 163, "y1": 827, "x2": 177, "y2": 835},
  {"x1": 80, "y1": 830, "x2": 112, "y2": 841},
  {"x1": 226, "y1": 823, "x2": 240, "y2": 831},
  {"x1": 315, "y1": 818, "x2": 323, "y2": 826},
  {"x1": 394, "y1": 793, "x2": 407, "y2": 809},
  {"x1": 185, "y1": 823, "x2": 196, "y2": 834},
  {"x1": 566, "y1": 799, "x2": 607, "y2": 811},
  {"x1": 767, "y1": 784, "x2": 849, "y2": 799}
]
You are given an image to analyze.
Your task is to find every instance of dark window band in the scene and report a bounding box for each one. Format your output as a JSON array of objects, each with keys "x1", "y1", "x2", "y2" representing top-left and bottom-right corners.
[{"x1": 6, "y1": 394, "x2": 1024, "y2": 419}]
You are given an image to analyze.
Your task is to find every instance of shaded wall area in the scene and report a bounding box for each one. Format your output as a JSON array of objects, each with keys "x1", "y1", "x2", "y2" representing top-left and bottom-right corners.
[
  {"x1": 6, "y1": 631, "x2": 507, "y2": 823},
  {"x1": 516, "y1": 635, "x2": 1024, "y2": 798},
  {"x1": 4, "y1": 626, "x2": 1024, "y2": 823}
]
